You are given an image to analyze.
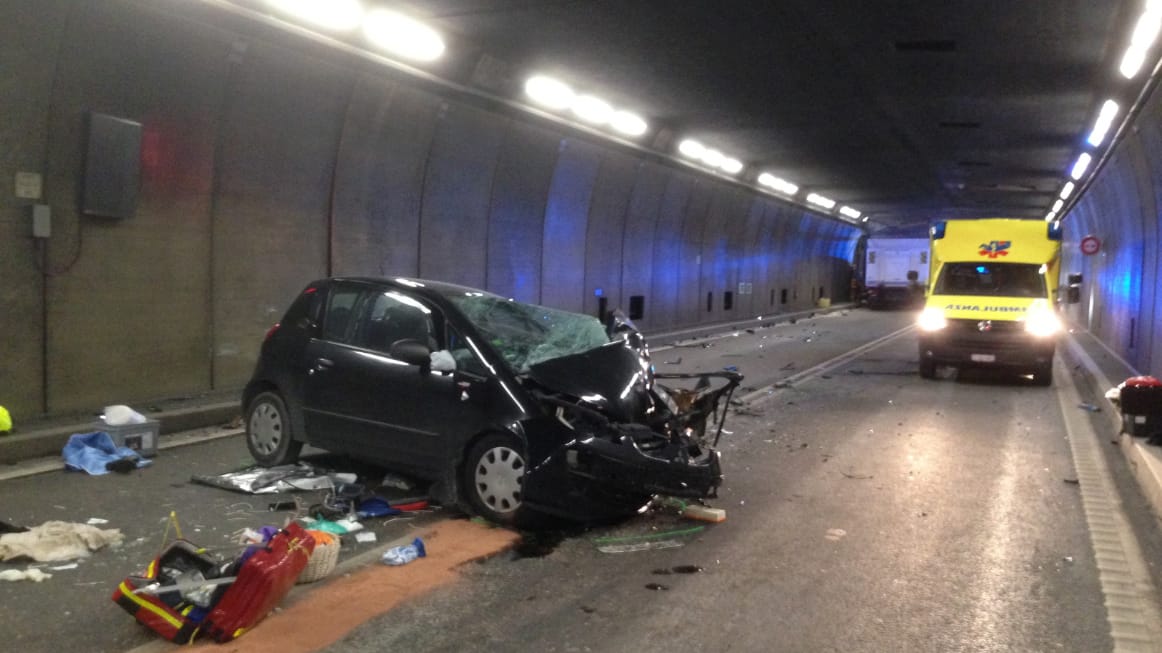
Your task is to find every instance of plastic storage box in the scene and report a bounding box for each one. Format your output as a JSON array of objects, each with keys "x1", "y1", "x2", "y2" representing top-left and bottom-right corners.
[
  {"x1": 98, "y1": 419, "x2": 159, "y2": 457},
  {"x1": 1119, "y1": 382, "x2": 1161, "y2": 438}
]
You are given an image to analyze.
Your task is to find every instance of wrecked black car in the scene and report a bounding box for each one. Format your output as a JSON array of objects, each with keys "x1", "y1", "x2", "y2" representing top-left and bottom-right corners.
[{"x1": 242, "y1": 277, "x2": 741, "y2": 523}]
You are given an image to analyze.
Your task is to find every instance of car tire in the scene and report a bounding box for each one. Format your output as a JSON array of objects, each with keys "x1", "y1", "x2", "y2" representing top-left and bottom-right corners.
[
  {"x1": 463, "y1": 433, "x2": 527, "y2": 525},
  {"x1": 919, "y1": 358, "x2": 937, "y2": 379},
  {"x1": 1032, "y1": 362, "x2": 1053, "y2": 387},
  {"x1": 246, "y1": 391, "x2": 303, "y2": 466}
]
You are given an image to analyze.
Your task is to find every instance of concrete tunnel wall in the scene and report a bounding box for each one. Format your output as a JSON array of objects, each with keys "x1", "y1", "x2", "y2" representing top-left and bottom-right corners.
[
  {"x1": 0, "y1": 1, "x2": 860, "y2": 420},
  {"x1": 1063, "y1": 80, "x2": 1162, "y2": 378}
]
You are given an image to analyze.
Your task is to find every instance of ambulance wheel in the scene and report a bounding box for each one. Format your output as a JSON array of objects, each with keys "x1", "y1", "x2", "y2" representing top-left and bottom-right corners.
[
  {"x1": 246, "y1": 391, "x2": 302, "y2": 466},
  {"x1": 463, "y1": 433, "x2": 526, "y2": 525},
  {"x1": 1032, "y1": 363, "x2": 1053, "y2": 387},
  {"x1": 919, "y1": 358, "x2": 937, "y2": 379}
]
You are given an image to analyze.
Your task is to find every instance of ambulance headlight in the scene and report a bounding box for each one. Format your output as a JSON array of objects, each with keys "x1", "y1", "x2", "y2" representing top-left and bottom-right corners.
[
  {"x1": 917, "y1": 307, "x2": 947, "y2": 332},
  {"x1": 1024, "y1": 306, "x2": 1062, "y2": 337}
]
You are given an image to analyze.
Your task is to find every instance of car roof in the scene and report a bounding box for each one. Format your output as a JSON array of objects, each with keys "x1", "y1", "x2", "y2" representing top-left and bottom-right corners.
[{"x1": 323, "y1": 276, "x2": 502, "y2": 301}]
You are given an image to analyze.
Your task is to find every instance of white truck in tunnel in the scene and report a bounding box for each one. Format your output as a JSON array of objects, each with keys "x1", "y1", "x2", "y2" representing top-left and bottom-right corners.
[{"x1": 863, "y1": 238, "x2": 929, "y2": 309}]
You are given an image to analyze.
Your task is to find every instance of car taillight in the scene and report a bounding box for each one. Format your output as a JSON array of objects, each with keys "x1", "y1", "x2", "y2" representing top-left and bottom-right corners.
[{"x1": 264, "y1": 323, "x2": 280, "y2": 342}]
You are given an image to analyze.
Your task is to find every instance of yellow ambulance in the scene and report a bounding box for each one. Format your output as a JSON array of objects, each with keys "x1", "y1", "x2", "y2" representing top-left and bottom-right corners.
[{"x1": 916, "y1": 218, "x2": 1063, "y2": 385}]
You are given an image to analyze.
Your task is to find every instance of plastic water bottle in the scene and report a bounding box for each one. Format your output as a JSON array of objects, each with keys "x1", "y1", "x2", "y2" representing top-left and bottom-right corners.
[{"x1": 381, "y1": 537, "x2": 426, "y2": 565}]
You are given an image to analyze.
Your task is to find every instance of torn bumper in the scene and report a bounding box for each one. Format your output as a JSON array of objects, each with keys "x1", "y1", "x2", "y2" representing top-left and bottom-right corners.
[
  {"x1": 566, "y1": 426, "x2": 722, "y2": 499},
  {"x1": 521, "y1": 424, "x2": 722, "y2": 520}
]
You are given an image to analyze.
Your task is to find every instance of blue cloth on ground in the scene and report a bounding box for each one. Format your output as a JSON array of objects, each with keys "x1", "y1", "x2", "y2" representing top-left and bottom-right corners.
[
  {"x1": 62, "y1": 431, "x2": 152, "y2": 475},
  {"x1": 355, "y1": 496, "x2": 402, "y2": 518}
]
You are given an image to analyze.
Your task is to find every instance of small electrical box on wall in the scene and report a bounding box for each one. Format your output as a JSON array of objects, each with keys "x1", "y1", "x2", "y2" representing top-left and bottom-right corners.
[{"x1": 30, "y1": 204, "x2": 51, "y2": 238}]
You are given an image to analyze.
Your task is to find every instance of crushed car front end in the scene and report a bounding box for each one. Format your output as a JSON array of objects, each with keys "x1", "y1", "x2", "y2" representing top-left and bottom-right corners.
[{"x1": 517, "y1": 342, "x2": 742, "y2": 519}]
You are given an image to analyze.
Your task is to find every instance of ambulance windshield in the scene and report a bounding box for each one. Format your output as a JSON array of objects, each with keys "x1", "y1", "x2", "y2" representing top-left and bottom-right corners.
[{"x1": 934, "y1": 262, "x2": 1046, "y2": 298}]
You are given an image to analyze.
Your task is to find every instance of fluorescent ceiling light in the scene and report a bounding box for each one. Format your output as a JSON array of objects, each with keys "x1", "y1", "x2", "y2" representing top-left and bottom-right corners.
[
  {"x1": 720, "y1": 158, "x2": 743, "y2": 174},
  {"x1": 610, "y1": 111, "x2": 648, "y2": 137},
  {"x1": 1059, "y1": 181, "x2": 1076, "y2": 200},
  {"x1": 1087, "y1": 100, "x2": 1120, "y2": 146},
  {"x1": 678, "y1": 139, "x2": 704, "y2": 158},
  {"x1": 571, "y1": 95, "x2": 613, "y2": 125},
  {"x1": 1052, "y1": 199, "x2": 1064, "y2": 213},
  {"x1": 363, "y1": 9, "x2": 445, "y2": 61},
  {"x1": 700, "y1": 148, "x2": 725, "y2": 168},
  {"x1": 1070, "y1": 153, "x2": 1092, "y2": 180},
  {"x1": 758, "y1": 172, "x2": 798, "y2": 195},
  {"x1": 524, "y1": 75, "x2": 574, "y2": 110},
  {"x1": 267, "y1": 0, "x2": 363, "y2": 31},
  {"x1": 1123, "y1": 10, "x2": 1162, "y2": 78},
  {"x1": 1120, "y1": 47, "x2": 1148, "y2": 78},
  {"x1": 839, "y1": 206, "x2": 861, "y2": 219},
  {"x1": 1044, "y1": 211, "x2": 1057, "y2": 222},
  {"x1": 807, "y1": 193, "x2": 836, "y2": 210}
]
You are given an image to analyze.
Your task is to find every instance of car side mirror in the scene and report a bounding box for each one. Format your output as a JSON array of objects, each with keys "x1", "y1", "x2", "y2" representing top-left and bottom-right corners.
[{"x1": 390, "y1": 339, "x2": 431, "y2": 371}]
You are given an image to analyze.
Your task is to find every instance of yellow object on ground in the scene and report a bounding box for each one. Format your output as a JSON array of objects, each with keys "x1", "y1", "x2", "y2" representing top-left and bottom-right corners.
[{"x1": 0, "y1": 405, "x2": 11, "y2": 433}]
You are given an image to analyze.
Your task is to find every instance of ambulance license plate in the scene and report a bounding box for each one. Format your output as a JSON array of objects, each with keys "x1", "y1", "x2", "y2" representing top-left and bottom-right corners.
[{"x1": 971, "y1": 353, "x2": 996, "y2": 363}]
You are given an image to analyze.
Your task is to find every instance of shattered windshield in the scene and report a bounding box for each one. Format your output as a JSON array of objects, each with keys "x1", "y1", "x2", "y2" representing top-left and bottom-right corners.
[{"x1": 447, "y1": 294, "x2": 610, "y2": 372}]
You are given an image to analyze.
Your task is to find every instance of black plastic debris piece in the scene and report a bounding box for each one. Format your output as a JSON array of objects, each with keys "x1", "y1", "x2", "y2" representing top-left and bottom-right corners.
[
  {"x1": 0, "y1": 520, "x2": 29, "y2": 535},
  {"x1": 581, "y1": 605, "x2": 597, "y2": 614},
  {"x1": 644, "y1": 583, "x2": 670, "y2": 591},
  {"x1": 652, "y1": 568, "x2": 672, "y2": 575},
  {"x1": 105, "y1": 456, "x2": 139, "y2": 474},
  {"x1": 514, "y1": 531, "x2": 566, "y2": 559},
  {"x1": 671, "y1": 565, "x2": 703, "y2": 574},
  {"x1": 1064, "y1": 478, "x2": 1080, "y2": 485}
]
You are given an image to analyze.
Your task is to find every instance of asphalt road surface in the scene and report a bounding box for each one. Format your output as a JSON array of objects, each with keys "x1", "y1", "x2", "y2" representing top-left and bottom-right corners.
[{"x1": 3, "y1": 308, "x2": 1162, "y2": 652}]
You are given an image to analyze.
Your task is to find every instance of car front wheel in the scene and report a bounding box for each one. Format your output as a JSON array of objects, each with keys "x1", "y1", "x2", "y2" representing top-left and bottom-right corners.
[
  {"x1": 463, "y1": 434, "x2": 526, "y2": 524},
  {"x1": 246, "y1": 391, "x2": 303, "y2": 466}
]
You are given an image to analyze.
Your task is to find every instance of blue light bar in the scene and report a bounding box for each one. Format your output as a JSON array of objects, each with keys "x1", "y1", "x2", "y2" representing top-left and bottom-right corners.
[{"x1": 1047, "y1": 221, "x2": 1063, "y2": 241}]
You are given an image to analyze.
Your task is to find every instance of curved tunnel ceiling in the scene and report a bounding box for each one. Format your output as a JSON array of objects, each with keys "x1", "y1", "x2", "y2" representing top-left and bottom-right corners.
[{"x1": 261, "y1": 0, "x2": 1148, "y2": 236}]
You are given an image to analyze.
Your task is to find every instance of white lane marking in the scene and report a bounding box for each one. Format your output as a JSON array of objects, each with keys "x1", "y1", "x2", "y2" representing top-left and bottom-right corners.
[
  {"x1": 1056, "y1": 348, "x2": 1162, "y2": 651},
  {"x1": 739, "y1": 325, "x2": 916, "y2": 405}
]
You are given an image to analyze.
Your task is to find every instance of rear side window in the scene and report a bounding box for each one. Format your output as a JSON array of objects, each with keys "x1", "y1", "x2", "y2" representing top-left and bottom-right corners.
[
  {"x1": 322, "y1": 286, "x2": 361, "y2": 343},
  {"x1": 934, "y1": 263, "x2": 1046, "y2": 298}
]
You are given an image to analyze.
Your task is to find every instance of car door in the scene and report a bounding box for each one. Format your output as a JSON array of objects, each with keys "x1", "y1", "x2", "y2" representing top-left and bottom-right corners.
[
  {"x1": 300, "y1": 282, "x2": 384, "y2": 454},
  {"x1": 303, "y1": 285, "x2": 489, "y2": 473}
]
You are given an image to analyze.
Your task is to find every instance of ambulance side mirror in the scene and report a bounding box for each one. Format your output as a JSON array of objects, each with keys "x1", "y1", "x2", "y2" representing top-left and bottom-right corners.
[{"x1": 1065, "y1": 273, "x2": 1083, "y2": 305}]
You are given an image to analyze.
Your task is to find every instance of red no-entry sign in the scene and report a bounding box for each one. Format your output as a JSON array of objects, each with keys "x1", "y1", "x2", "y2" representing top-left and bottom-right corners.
[{"x1": 1080, "y1": 235, "x2": 1101, "y2": 256}]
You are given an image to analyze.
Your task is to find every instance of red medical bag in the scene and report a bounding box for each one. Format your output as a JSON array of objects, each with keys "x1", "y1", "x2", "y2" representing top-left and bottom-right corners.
[{"x1": 112, "y1": 523, "x2": 316, "y2": 643}]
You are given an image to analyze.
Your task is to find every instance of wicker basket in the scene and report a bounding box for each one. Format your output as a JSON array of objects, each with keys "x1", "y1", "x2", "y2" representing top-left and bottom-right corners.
[{"x1": 297, "y1": 530, "x2": 340, "y2": 583}]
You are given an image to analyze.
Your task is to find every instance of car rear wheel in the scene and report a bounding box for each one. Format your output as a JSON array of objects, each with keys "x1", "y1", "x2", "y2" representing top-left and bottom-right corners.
[
  {"x1": 246, "y1": 391, "x2": 303, "y2": 466},
  {"x1": 463, "y1": 434, "x2": 526, "y2": 524}
]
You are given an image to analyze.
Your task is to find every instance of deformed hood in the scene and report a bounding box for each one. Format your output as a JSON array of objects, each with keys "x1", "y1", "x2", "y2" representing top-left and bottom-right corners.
[{"x1": 526, "y1": 341, "x2": 650, "y2": 422}]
